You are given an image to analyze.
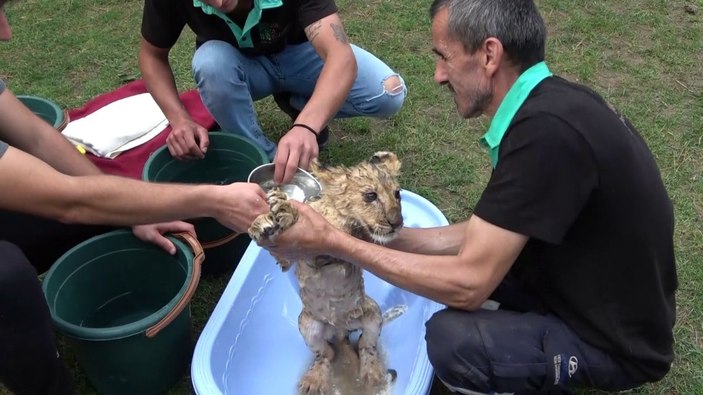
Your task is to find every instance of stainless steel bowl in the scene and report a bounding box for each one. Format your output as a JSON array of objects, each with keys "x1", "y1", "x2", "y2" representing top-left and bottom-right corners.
[{"x1": 247, "y1": 163, "x2": 322, "y2": 202}]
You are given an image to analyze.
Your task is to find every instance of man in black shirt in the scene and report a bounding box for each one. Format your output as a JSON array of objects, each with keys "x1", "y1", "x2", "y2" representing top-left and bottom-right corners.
[
  {"x1": 140, "y1": 0, "x2": 407, "y2": 184},
  {"x1": 262, "y1": 0, "x2": 677, "y2": 393}
]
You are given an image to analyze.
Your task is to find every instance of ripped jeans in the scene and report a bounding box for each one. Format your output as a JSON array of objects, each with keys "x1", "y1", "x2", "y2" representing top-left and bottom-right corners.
[{"x1": 192, "y1": 40, "x2": 407, "y2": 158}]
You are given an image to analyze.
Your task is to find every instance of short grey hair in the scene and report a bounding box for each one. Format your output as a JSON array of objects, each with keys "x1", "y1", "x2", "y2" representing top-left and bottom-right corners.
[{"x1": 429, "y1": 0, "x2": 547, "y2": 71}]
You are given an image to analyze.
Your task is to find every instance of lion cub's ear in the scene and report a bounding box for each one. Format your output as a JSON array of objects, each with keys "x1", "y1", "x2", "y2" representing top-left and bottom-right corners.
[
  {"x1": 309, "y1": 158, "x2": 344, "y2": 188},
  {"x1": 369, "y1": 151, "x2": 401, "y2": 177}
]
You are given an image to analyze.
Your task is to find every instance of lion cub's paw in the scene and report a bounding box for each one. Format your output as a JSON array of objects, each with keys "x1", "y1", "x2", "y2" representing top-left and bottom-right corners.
[
  {"x1": 248, "y1": 188, "x2": 298, "y2": 272},
  {"x1": 360, "y1": 355, "x2": 389, "y2": 390},
  {"x1": 297, "y1": 369, "x2": 331, "y2": 395},
  {"x1": 248, "y1": 188, "x2": 299, "y2": 244}
]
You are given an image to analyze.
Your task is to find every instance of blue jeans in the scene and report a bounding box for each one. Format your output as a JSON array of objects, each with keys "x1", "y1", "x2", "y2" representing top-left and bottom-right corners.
[{"x1": 191, "y1": 40, "x2": 407, "y2": 158}]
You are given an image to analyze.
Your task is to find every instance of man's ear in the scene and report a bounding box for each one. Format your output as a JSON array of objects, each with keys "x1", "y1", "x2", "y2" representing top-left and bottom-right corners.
[
  {"x1": 369, "y1": 151, "x2": 401, "y2": 177},
  {"x1": 483, "y1": 37, "x2": 504, "y2": 77}
]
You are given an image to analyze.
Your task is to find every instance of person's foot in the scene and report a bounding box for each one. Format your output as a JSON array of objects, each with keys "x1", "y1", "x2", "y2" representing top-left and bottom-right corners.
[{"x1": 273, "y1": 92, "x2": 330, "y2": 148}]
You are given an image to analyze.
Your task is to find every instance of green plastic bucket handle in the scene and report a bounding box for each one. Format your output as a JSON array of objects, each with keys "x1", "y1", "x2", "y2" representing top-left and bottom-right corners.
[
  {"x1": 57, "y1": 110, "x2": 70, "y2": 131},
  {"x1": 146, "y1": 231, "x2": 204, "y2": 338}
]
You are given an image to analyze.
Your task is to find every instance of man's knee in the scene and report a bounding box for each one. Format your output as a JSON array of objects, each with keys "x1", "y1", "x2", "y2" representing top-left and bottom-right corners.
[
  {"x1": 0, "y1": 241, "x2": 36, "y2": 281},
  {"x1": 373, "y1": 74, "x2": 406, "y2": 117},
  {"x1": 383, "y1": 75, "x2": 405, "y2": 96},
  {"x1": 192, "y1": 40, "x2": 244, "y2": 83},
  {"x1": 425, "y1": 309, "x2": 492, "y2": 392},
  {"x1": 426, "y1": 308, "x2": 487, "y2": 365},
  {"x1": 0, "y1": 241, "x2": 41, "y2": 304},
  {"x1": 351, "y1": 73, "x2": 406, "y2": 118}
]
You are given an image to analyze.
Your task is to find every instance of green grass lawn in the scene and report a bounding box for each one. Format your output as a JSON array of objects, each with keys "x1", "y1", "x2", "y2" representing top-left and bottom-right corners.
[{"x1": 1, "y1": 0, "x2": 701, "y2": 394}]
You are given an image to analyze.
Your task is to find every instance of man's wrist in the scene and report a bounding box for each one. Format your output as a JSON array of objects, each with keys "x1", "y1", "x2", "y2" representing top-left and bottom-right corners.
[
  {"x1": 292, "y1": 123, "x2": 319, "y2": 137},
  {"x1": 201, "y1": 184, "x2": 225, "y2": 219},
  {"x1": 326, "y1": 227, "x2": 354, "y2": 258}
]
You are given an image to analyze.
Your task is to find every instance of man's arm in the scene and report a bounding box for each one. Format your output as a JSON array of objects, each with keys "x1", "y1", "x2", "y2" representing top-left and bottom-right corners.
[
  {"x1": 0, "y1": 87, "x2": 102, "y2": 176},
  {"x1": 388, "y1": 222, "x2": 470, "y2": 256},
  {"x1": 139, "y1": 38, "x2": 209, "y2": 159},
  {"x1": 298, "y1": 12, "x2": 356, "y2": 134},
  {"x1": 0, "y1": 86, "x2": 202, "y2": 253},
  {"x1": 0, "y1": 146, "x2": 269, "y2": 232},
  {"x1": 268, "y1": 202, "x2": 528, "y2": 310},
  {"x1": 273, "y1": 12, "x2": 357, "y2": 183},
  {"x1": 337, "y1": 215, "x2": 527, "y2": 309}
]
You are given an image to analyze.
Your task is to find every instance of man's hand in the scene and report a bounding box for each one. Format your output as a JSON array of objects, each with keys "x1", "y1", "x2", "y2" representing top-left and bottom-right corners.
[
  {"x1": 260, "y1": 200, "x2": 338, "y2": 259},
  {"x1": 166, "y1": 119, "x2": 210, "y2": 160},
  {"x1": 132, "y1": 221, "x2": 197, "y2": 255},
  {"x1": 216, "y1": 182, "x2": 270, "y2": 233},
  {"x1": 273, "y1": 126, "x2": 320, "y2": 183}
]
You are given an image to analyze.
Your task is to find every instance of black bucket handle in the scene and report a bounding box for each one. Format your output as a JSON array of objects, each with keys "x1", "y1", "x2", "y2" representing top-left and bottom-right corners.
[{"x1": 146, "y1": 232, "x2": 204, "y2": 338}]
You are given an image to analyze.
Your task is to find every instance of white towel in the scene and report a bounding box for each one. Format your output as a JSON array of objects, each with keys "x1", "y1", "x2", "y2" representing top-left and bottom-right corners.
[{"x1": 61, "y1": 93, "x2": 169, "y2": 158}]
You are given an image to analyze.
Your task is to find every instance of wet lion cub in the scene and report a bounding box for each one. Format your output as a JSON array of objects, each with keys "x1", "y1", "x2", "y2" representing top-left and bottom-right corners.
[{"x1": 248, "y1": 152, "x2": 403, "y2": 395}]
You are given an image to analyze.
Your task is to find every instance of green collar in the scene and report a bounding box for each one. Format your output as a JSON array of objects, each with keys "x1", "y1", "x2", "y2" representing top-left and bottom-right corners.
[
  {"x1": 480, "y1": 61, "x2": 552, "y2": 168},
  {"x1": 193, "y1": 0, "x2": 283, "y2": 48}
]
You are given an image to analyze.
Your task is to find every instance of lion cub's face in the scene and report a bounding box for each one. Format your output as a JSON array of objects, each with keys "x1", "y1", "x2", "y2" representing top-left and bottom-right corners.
[{"x1": 311, "y1": 151, "x2": 404, "y2": 244}]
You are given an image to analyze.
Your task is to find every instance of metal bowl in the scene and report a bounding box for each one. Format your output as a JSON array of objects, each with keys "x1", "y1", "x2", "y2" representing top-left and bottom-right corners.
[{"x1": 247, "y1": 163, "x2": 322, "y2": 202}]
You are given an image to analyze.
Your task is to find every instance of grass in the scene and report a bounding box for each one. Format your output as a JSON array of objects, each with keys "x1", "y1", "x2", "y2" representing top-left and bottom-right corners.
[{"x1": 1, "y1": 0, "x2": 702, "y2": 394}]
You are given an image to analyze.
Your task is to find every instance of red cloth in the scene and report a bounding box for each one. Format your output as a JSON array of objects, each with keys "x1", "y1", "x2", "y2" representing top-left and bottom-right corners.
[{"x1": 67, "y1": 80, "x2": 215, "y2": 179}]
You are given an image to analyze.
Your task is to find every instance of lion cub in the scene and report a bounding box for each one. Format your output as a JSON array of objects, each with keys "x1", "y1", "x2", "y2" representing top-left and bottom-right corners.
[{"x1": 249, "y1": 152, "x2": 403, "y2": 395}]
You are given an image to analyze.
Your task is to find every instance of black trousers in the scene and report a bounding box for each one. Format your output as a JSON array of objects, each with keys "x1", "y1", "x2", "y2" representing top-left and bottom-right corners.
[
  {"x1": 0, "y1": 211, "x2": 114, "y2": 274},
  {"x1": 0, "y1": 241, "x2": 75, "y2": 395},
  {"x1": 425, "y1": 279, "x2": 644, "y2": 394}
]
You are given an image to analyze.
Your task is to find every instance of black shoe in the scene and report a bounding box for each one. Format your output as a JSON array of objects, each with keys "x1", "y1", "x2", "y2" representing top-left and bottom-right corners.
[
  {"x1": 315, "y1": 125, "x2": 329, "y2": 148},
  {"x1": 273, "y1": 92, "x2": 330, "y2": 148}
]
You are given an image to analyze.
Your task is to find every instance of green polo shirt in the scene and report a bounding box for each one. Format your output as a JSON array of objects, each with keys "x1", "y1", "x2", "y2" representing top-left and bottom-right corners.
[
  {"x1": 481, "y1": 61, "x2": 553, "y2": 168},
  {"x1": 193, "y1": 0, "x2": 284, "y2": 49}
]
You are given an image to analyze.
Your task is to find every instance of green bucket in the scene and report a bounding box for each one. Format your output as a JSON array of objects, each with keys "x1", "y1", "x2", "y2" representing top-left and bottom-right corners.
[
  {"x1": 143, "y1": 131, "x2": 269, "y2": 276},
  {"x1": 42, "y1": 230, "x2": 204, "y2": 395},
  {"x1": 17, "y1": 95, "x2": 69, "y2": 131}
]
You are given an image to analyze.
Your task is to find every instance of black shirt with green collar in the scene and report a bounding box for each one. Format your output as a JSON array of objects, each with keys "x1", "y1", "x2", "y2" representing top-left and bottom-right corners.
[
  {"x1": 474, "y1": 76, "x2": 677, "y2": 382},
  {"x1": 141, "y1": 0, "x2": 337, "y2": 56}
]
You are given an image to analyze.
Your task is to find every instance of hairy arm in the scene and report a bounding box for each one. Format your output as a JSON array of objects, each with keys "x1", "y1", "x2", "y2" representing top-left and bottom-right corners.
[
  {"x1": 138, "y1": 38, "x2": 191, "y2": 126},
  {"x1": 1, "y1": 87, "x2": 199, "y2": 253},
  {"x1": 139, "y1": 38, "x2": 209, "y2": 158},
  {"x1": 0, "y1": 88, "x2": 102, "y2": 176},
  {"x1": 387, "y1": 222, "x2": 471, "y2": 255},
  {"x1": 0, "y1": 146, "x2": 269, "y2": 231},
  {"x1": 333, "y1": 215, "x2": 527, "y2": 309},
  {"x1": 272, "y1": 13, "x2": 358, "y2": 183},
  {"x1": 298, "y1": 13, "x2": 357, "y2": 132},
  {"x1": 268, "y1": 202, "x2": 528, "y2": 310},
  {"x1": 0, "y1": 147, "x2": 214, "y2": 224}
]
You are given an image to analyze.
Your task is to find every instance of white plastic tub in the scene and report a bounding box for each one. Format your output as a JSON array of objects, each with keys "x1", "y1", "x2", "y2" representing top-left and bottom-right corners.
[{"x1": 192, "y1": 190, "x2": 448, "y2": 395}]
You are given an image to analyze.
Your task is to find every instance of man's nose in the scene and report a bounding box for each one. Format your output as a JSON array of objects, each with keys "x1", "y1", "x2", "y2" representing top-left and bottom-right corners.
[{"x1": 433, "y1": 64, "x2": 447, "y2": 85}]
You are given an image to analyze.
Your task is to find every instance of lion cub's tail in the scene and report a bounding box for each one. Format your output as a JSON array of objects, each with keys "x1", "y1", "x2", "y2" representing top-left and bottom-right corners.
[{"x1": 382, "y1": 304, "x2": 408, "y2": 324}]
